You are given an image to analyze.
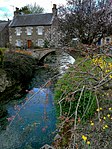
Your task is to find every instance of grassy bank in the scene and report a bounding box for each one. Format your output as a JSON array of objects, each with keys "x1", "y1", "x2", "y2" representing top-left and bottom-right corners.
[{"x1": 54, "y1": 55, "x2": 112, "y2": 148}]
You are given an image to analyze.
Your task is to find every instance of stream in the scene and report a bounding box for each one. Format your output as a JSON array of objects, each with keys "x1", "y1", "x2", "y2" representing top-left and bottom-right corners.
[{"x1": 0, "y1": 51, "x2": 75, "y2": 149}]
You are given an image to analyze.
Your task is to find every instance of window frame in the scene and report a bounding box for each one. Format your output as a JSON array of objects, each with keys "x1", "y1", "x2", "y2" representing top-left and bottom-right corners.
[
  {"x1": 16, "y1": 39, "x2": 22, "y2": 47},
  {"x1": 37, "y1": 26, "x2": 44, "y2": 35},
  {"x1": 15, "y1": 27, "x2": 21, "y2": 36},
  {"x1": 38, "y1": 39, "x2": 44, "y2": 47},
  {"x1": 26, "y1": 27, "x2": 32, "y2": 36}
]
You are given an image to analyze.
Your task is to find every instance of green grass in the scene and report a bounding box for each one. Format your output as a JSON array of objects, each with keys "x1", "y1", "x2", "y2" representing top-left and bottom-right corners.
[
  {"x1": 0, "y1": 48, "x2": 8, "y2": 52},
  {"x1": 54, "y1": 57, "x2": 99, "y2": 121},
  {"x1": 105, "y1": 57, "x2": 112, "y2": 62}
]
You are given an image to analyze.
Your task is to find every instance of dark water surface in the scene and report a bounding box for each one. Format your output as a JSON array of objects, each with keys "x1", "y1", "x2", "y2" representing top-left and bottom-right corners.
[{"x1": 0, "y1": 52, "x2": 75, "y2": 149}]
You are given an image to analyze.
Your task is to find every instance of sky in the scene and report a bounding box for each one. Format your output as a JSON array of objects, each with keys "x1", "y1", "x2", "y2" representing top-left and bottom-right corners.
[{"x1": 0, "y1": 0, "x2": 66, "y2": 20}]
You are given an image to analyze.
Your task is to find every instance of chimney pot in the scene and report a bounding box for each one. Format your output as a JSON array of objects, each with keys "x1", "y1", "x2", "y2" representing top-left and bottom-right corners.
[
  {"x1": 52, "y1": 4, "x2": 57, "y2": 16},
  {"x1": 14, "y1": 7, "x2": 21, "y2": 17}
]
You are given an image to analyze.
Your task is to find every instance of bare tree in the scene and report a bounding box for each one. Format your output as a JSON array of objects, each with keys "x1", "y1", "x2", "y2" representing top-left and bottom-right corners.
[
  {"x1": 45, "y1": 27, "x2": 62, "y2": 48},
  {"x1": 3, "y1": 13, "x2": 9, "y2": 20},
  {"x1": 58, "y1": 0, "x2": 112, "y2": 45}
]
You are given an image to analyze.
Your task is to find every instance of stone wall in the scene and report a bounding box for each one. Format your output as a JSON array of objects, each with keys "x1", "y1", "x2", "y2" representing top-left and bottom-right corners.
[{"x1": 9, "y1": 26, "x2": 51, "y2": 48}]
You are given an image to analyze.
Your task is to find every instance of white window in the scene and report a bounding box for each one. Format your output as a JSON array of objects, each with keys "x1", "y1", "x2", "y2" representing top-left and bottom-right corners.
[
  {"x1": 9, "y1": 36, "x2": 12, "y2": 42},
  {"x1": 37, "y1": 27, "x2": 43, "y2": 35},
  {"x1": 16, "y1": 39, "x2": 21, "y2": 47},
  {"x1": 38, "y1": 39, "x2": 44, "y2": 47},
  {"x1": 15, "y1": 27, "x2": 21, "y2": 36},
  {"x1": 26, "y1": 27, "x2": 32, "y2": 35}
]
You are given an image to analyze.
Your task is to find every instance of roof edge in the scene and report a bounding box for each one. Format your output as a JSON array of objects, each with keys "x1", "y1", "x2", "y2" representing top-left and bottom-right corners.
[{"x1": 10, "y1": 24, "x2": 52, "y2": 28}]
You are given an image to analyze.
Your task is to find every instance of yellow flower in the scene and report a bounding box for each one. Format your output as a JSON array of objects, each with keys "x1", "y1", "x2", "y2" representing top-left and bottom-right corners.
[
  {"x1": 90, "y1": 122, "x2": 94, "y2": 126},
  {"x1": 109, "y1": 107, "x2": 112, "y2": 111},
  {"x1": 107, "y1": 114, "x2": 110, "y2": 117},
  {"x1": 99, "y1": 119, "x2": 102, "y2": 122},
  {"x1": 103, "y1": 117, "x2": 106, "y2": 120},
  {"x1": 87, "y1": 141, "x2": 90, "y2": 145},
  {"x1": 100, "y1": 107, "x2": 102, "y2": 110},
  {"x1": 109, "y1": 75, "x2": 112, "y2": 79},
  {"x1": 96, "y1": 108, "x2": 102, "y2": 111},
  {"x1": 105, "y1": 70, "x2": 110, "y2": 73},
  {"x1": 103, "y1": 126, "x2": 105, "y2": 129},
  {"x1": 105, "y1": 125, "x2": 108, "y2": 128},
  {"x1": 82, "y1": 135, "x2": 87, "y2": 141}
]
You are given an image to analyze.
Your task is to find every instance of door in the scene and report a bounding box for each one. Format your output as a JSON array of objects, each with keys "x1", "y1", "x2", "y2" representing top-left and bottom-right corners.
[{"x1": 27, "y1": 40, "x2": 32, "y2": 48}]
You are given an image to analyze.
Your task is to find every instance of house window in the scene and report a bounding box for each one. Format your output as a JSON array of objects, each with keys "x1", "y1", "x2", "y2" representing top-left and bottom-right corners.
[
  {"x1": 38, "y1": 39, "x2": 44, "y2": 47},
  {"x1": 26, "y1": 27, "x2": 32, "y2": 35},
  {"x1": 9, "y1": 36, "x2": 12, "y2": 43},
  {"x1": 105, "y1": 37, "x2": 111, "y2": 44},
  {"x1": 15, "y1": 27, "x2": 21, "y2": 36},
  {"x1": 16, "y1": 39, "x2": 22, "y2": 47},
  {"x1": 37, "y1": 27, "x2": 43, "y2": 35}
]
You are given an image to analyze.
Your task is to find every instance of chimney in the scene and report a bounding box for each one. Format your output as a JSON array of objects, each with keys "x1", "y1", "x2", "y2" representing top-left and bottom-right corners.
[
  {"x1": 14, "y1": 7, "x2": 21, "y2": 17},
  {"x1": 52, "y1": 4, "x2": 57, "y2": 16}
]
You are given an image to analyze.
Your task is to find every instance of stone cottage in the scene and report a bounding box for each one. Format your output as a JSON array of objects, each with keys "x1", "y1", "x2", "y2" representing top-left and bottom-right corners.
[
  {"x1": 0, "y1": 20, "x2": 10, "y2": 47},
  {"x1": 9, "y1": 4, "x2": 58, "y2": 49}
]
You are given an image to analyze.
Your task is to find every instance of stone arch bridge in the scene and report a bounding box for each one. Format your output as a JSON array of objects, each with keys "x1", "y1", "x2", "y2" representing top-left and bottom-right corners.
[{"x1": 31, "y1": 49, "x2": 56, "y2": 63}]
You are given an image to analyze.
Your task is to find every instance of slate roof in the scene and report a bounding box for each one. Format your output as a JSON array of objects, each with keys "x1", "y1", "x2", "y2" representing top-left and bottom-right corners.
[
  {"x1": 0, "y1": 21, "x2": 9, "y2": 32},
  {"x1": 9, "y1": 13, "x2": 53, "y2": 27}
]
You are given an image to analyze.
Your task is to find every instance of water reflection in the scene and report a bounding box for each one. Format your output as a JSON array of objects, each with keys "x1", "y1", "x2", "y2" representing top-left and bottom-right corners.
[{"x1": 0, "y1": 88, "x2": 56, "y2": 149}]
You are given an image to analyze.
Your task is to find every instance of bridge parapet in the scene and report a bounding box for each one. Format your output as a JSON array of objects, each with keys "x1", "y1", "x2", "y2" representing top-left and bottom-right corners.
[{"x1": 30, "y1": 49, "x2": 56, "y2": 62}]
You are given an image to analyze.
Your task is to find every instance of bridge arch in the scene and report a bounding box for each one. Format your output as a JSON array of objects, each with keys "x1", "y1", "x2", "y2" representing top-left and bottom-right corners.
[{"x1": 38, "y1": 50, "x2": 56, "y2": 64}]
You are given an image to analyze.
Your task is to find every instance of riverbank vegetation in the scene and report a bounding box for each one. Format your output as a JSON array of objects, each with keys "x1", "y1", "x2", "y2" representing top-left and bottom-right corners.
[
  {"x1": 54, "y1": 0, "x2": 112, "y2": 147},
  {"x1": 54, "y1": 48, "x2": 112, "y2": 148}
]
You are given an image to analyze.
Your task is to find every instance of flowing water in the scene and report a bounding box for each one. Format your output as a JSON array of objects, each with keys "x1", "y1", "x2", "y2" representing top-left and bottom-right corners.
[{"x1": 0, "y1": 52, "x2": 75, "y2": 149}]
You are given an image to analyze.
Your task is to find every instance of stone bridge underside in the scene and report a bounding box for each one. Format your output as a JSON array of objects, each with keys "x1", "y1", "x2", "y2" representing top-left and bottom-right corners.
[{"x1": 31, "y1": 49, "x2": 56, "y2": 62}]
